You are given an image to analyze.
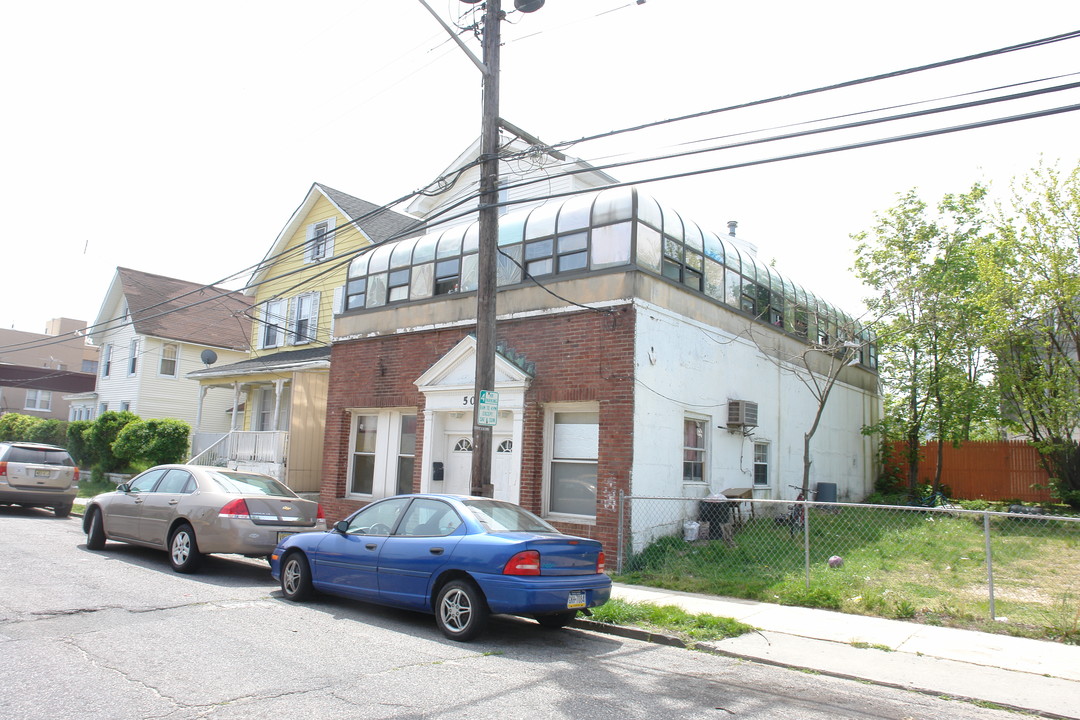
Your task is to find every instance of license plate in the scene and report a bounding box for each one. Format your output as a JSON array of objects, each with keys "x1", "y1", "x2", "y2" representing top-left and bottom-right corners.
[
  {"x1": 35, "y1": 469, "x2": 50, "y2": 478},
  {"x1": 567, "y1": 590, "x2": 586, "y2": 609},
  {"x1": 277, "y1": 531, "x2": 297, "y2": 543}
]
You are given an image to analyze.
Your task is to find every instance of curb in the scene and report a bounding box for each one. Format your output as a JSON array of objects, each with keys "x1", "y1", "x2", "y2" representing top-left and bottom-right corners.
[{"x1": 571, "y1": 619, "x2": 1068, "y2": 720}]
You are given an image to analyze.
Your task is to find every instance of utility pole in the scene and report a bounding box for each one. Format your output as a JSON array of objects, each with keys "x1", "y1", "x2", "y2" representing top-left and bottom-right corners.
[
  {"x1": 418, "y1": 0, "x2": 544, "y2": 497},
  {"x1": 471, "y1": 0, "x2": 501, "y2": 497}
]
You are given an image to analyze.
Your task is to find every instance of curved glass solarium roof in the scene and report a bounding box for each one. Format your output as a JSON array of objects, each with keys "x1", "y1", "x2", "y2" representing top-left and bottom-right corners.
[{"x1": 345, "y1": 186, "x2": 876, "y2": 368}]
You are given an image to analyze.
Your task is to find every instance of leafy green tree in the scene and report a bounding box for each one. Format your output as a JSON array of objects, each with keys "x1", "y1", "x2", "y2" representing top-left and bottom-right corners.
[
  {"x1": 853, "y1": 186, "x2": 997, "y2": 495},
  {"x1": 66, "y1": 420, "x2": 95, "y2": 467},
  {"x1": 113, "y1": 418, "x2": 191, "y2": 467},
  {"x1": 27, "y1": 418, "x2": 68, "y2": 446},
  {"x1": 976, "y1": 161, "x2": 1080, "y2": 506},
  {"x1": 87, "y1": 411, "x2": 140, "y2": 473},
  {"x1": 0, "y1": 413, "x2": 40, "y2": 442}
]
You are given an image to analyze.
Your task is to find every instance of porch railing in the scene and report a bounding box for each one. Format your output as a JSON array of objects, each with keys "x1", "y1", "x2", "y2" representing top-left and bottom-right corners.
[{"x1": 188, "y1": 431, "x2": 288, "y2": 467}]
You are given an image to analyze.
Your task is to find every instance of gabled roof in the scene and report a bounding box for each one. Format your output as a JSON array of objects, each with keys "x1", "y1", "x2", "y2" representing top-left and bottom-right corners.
[
  {"x1": 90, "y1": 267, "x2": 252, "y2": 351},
  {"x1": 247, "y1": 182, "x2": 420, "y2": 292},
  {"x1": 406, "y1": 119, "x2": 619, "y2": 219}
]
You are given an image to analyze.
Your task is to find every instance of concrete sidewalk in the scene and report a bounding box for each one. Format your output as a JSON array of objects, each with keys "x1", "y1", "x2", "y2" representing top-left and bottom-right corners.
[{"x1": 602, "y1": 583, "x2": 1080, "y2": 719}]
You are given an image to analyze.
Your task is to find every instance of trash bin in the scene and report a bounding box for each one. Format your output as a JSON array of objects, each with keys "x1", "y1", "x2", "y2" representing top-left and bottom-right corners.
[
  {"x1": 815, "y1": 482, "x2": 837, "y2": 504},
  {"x1": 699, "y1": 497, "x2": 733, "y2": 540}
]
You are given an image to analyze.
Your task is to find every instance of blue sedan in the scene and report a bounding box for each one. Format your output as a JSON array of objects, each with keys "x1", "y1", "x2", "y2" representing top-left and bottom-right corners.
[{"x1": 270, "y1": 494, "x2": 611, "y2": 641}]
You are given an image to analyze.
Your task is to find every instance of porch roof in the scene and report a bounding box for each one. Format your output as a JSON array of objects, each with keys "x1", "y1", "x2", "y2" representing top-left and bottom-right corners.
[{"x1": 187, "y1": 346, "x2": 330, "y2": 381}]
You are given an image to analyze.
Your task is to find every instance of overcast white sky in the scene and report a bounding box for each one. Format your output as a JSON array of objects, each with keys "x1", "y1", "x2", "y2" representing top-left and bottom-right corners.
[{"x1": 3, "y1": 0, "x2": 1079, "y2": 335}]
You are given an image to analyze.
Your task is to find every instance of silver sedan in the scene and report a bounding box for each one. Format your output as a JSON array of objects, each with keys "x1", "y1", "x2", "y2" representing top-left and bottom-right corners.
[{"x1": 82, "y1": 465, "x2": 325, "y2": 572}]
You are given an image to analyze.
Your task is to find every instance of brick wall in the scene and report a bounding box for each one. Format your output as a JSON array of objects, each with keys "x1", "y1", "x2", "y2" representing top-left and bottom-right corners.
[{"x1": 320, "y1": 303, "x2": 637, "y2": 552}]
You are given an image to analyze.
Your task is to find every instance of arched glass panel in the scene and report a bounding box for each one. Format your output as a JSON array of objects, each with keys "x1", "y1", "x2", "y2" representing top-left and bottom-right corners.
[
  {"x1": 525, "y1": 202, "x2": 559, "y2": 239},
  {"x1": 702, "y1": 230, "x2": 724, "y2": 263},
  {"x1": 437, "y1": 226, "x2": 465, "y2": 259},
  {"x1": 367, "y1": 244, "x2": 394, "y2": 274},
  {"x1": 557, "y1": 193, "x2": 593, "y2": 233},
  {"x1": 498, "y1": 208, "x2": 527, "y2": 246},
  {"x1": 661, "y1": 204, "x2": 684, "y2": 242},
  {"x1": 684, "y1": 220, "x2": 704, "y2": 252},
  {"x1": 412, "y1": 232, "x2": 438, "y2": 264},
  {"x1": 463, "y1": 221, "x2": 480, "y2": 254},
  {"x1": 390, "y1": 236, "x2": 418, "y2": 269},
  {"x1": 348, "y1": 252, "x2": 371, "y2": 279},
  {"x1": 636, "y1": 192, "x2": 662, "y2": 231},
  {"x1": 592, "y1": 186, "x2": 634, "y2": 225},
  {"x1": 723, "y1": 240, "x2": 741, "y2": 274}
]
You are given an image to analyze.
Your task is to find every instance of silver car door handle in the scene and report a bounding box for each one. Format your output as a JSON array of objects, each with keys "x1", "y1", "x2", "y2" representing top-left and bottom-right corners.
[
  {"x1": 134, "y1": 498, "x2": 144, "y2": 504},
  {"x1": 169, "y1": 499, "x2": 179, "y2": 505}
]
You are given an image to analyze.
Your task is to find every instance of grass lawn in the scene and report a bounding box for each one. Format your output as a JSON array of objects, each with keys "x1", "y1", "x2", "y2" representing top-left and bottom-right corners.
[{"x1": 615, "y1": 507, "x2": 1080, "y2": 643}]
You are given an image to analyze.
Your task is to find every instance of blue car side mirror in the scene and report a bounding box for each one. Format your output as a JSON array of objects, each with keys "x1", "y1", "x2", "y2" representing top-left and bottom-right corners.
[{"x1": 334, "y1": 520, "x2": 349, "y2": 534}]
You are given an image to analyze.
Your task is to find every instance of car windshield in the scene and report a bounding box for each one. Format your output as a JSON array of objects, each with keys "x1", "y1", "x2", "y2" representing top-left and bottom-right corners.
[
  {"x1": 206, "y1": 471, "x2": 295, "y2": 497},
  {"x1": 462, "y1": 499, "x2": 559, "y2": 534}
]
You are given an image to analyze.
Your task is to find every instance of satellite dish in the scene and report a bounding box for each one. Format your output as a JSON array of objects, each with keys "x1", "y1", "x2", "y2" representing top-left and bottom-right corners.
[
  {"x1": 515, "y1": 0, "x2": 545, "y2": 11},
  {"x1": 200, "y1": 349, "x2": 218, "y2": 366}
]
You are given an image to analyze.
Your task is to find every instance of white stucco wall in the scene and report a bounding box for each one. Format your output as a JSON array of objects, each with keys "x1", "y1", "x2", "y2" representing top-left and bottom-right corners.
[{"x1": 631, "y1": 300, "x2": 878, "y2": 506}]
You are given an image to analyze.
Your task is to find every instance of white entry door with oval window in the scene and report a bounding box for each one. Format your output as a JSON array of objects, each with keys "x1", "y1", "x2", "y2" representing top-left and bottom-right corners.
[{"x1": 443, "y1": 432, "x2": 516, "y2": 500}]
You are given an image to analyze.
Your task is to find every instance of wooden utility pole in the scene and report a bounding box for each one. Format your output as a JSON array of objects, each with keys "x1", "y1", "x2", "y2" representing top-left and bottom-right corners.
[{"x1": 471, "y1": 0, "x2": 501, "y2": 497}]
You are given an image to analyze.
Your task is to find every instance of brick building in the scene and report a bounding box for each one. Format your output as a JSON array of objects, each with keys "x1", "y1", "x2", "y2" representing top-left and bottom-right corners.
[{"x1": 320, "y1": 182, "x2": 881, "y2": 553}]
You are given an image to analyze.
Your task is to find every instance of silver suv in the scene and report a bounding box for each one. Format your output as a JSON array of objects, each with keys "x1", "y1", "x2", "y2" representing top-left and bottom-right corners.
[{"x1": 0, "y1": 442, "x2": 80, "y2": 517}]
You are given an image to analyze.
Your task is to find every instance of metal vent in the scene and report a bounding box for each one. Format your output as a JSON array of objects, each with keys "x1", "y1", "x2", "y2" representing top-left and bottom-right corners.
[{"x1": 727, "y1": 400, "x2": 759, "y2": 428}]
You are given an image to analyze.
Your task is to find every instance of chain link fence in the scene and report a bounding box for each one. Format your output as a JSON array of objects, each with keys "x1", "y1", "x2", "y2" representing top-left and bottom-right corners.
[{"x1": 616, "y1": 494, "x2": 1080, "y2": 637}]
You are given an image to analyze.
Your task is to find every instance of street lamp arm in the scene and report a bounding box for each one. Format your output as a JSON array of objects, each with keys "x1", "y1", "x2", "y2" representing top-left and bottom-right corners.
[{"x1": 415, "y1": 0, "x2": 490, "y2": 76}]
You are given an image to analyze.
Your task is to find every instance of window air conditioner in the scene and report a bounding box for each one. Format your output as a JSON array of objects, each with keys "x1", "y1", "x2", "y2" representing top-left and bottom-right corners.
[{"x1": 727, "y1": 400, "x2": 759, "y2": 428}]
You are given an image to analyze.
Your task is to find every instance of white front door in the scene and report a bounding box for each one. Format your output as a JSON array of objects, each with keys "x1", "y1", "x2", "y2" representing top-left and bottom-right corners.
[{"x1": 444, "y1": 435, "x2": 473, "y2": 495}]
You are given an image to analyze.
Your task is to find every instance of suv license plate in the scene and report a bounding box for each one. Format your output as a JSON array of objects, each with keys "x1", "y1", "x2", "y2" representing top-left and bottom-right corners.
[
  {"x1": 277, "y1": 531, "x2": 297, "y2": 543},
  {"x1": 567, "y1": 591, "x2": 586, "y2": 609},
  {"x1": 35, "y1": 469, "x2": 50, "y2": 478}
]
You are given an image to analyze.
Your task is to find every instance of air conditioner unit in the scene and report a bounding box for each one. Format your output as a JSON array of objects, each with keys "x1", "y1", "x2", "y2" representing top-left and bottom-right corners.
[{"x1": 727, "y1": 400, "x2": 759, "y2": 428}]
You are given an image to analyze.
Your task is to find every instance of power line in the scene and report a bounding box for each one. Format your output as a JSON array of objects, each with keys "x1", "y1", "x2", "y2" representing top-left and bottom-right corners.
[{"x1": 546, "y1": 29, "x2": 1080, "y2": 155}]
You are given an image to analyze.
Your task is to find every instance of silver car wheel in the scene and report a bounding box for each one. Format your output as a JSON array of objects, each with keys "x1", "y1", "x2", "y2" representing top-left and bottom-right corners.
[
  {"x1": 280, "y1": 552, "x2": 313, "y2": 601},
  {"x1": 283, "y1": 559, "x2": 302, "y2": 595},
  {"x1": 168, "y1": 523, "x2": 202, "y2": 573},
  {"x1": 440, "y1": 587, "x2": 472, "y2": 633},
  {"x1": 171, "y1": 531, "x2": 191, "y2": 565}
]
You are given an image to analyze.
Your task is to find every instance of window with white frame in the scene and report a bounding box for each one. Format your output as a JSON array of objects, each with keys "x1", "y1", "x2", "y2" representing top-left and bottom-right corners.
[
  {"x1": 101, "y1": 344, "x2": 113, "y2": 377},
  {"x1": 306, "y1": 219, "x2": 335, "y2": 263},
  {"x1": 128, "y1": 338, "x2": 139, "y2": 375},
  {"x1": 259, "y1": 298, "x2": 287, "y2": 349},
  {"x1": 25, "y1": 390, "x2": 52, "y2": 411},
  {"x1": 160, "y1": 343, "x2": 178, "y2": 377},
  {"x1": 290, "y1": 293, "x2": 319, "y2": 345},
  {"x1": 347, "y1": 410, "x2": 417, "y2": 499},
  {"x1": 545, "y1": 406, "x2": 599, "y2": 518},
  {"x1": 753, "y1": 442, "x2": 770, "y2": 486},
  {"x1": 683, "y1": 417, "x2": 707, "y2": 483}
]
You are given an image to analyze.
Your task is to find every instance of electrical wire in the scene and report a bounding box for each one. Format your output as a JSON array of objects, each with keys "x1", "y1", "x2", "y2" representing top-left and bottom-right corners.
[{"x1": 6, "y1": 31, "x2": 1078, "y2": 357}]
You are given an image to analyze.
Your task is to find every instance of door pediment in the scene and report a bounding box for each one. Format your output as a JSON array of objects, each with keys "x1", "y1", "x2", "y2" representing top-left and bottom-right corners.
[{"x1": 414, "y1": 335, "x2": 532, "y2": 395}]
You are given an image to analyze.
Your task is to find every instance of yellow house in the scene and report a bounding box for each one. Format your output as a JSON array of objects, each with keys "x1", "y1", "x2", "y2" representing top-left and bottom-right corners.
[{"x1": 187, "y1": 183, "x2": 419, "y2": 494}]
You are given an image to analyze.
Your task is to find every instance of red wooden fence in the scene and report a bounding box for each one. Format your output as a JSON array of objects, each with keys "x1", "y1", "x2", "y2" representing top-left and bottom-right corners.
[{"x1": 887, "y1": 440, "x2": 1052, "y2": 502}]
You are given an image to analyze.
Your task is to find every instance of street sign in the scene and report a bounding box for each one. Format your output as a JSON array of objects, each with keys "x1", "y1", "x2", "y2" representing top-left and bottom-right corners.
[{"x1": 477, "y1": 390, "x2": 500, "y2": 426}]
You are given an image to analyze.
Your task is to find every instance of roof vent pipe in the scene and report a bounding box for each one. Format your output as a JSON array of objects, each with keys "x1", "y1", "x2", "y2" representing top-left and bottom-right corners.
[{"x1": 727, "y1": 220, "x2": 738, "y2": 236}]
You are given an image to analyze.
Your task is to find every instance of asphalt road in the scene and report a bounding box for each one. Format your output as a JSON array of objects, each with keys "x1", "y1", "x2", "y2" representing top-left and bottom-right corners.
[{"x1": 0, "y1": 508, "x2": 1021, "y2": 720}]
